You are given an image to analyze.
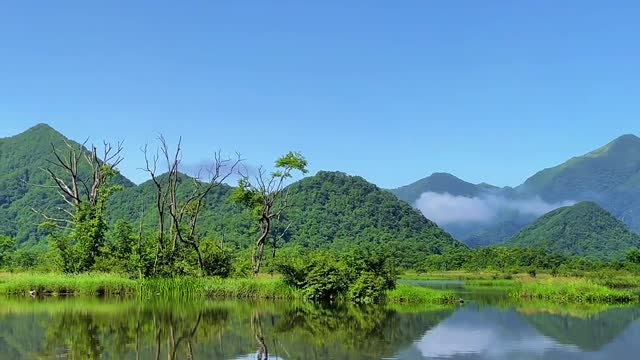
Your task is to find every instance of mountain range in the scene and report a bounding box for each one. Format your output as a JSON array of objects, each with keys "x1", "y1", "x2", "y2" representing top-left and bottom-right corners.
[
  {"x1": 0, "y1": 124, "x2": 463, "y2": 267},
  {"x1": 3, "y1": 123, "x2": 640, "y2": 262},
  {"x1": 390, "y1": 134, "x2": 640, "y2": 248}
]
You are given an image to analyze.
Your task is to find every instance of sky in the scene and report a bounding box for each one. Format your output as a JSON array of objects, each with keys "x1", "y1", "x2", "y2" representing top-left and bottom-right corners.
[{"x1": 2, "y1": 1, "x2": 640, "y2": 188}]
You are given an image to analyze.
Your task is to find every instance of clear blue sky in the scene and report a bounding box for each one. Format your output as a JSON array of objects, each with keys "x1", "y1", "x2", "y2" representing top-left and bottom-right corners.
[{"x1": 2, "y1": 1, "x2": 640, "y2": 187}]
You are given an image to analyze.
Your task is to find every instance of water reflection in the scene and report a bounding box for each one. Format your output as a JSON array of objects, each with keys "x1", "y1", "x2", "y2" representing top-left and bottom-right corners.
[
  {"x1": 399, "y1": 305, "x2": 640, "y2": 360},
  {"x1": 0, "y1": 297, "x2": 639, "y2": 359}
]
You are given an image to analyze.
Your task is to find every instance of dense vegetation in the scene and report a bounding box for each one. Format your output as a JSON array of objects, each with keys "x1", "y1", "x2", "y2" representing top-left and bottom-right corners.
[
  {"x1": 414, "y1": 245, "x2": 640, "y2": 276},
  {"x1": 0, "y1": 124, "x2": 469, "y2": 304},
  {"x1": 505, "y1": 201, "x2": 640, "y2": 261},
  {"x1": 0, "y1": 124, "x2": 133, "y2": 244},
  {"x1": 4, "y1": 124, "x2": 640, "y2": 306}
]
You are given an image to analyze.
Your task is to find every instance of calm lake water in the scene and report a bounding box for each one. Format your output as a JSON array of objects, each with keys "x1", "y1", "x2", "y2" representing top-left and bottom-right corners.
[{"x1": 1, "y1": 284, "x2": 640, "y2": 359}]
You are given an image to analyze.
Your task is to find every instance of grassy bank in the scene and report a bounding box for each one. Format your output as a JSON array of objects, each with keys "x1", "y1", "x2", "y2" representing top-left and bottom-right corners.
[
  {"x1": 512, "y1": 278, "x2": 638, "y2": 304},
  {"x1": 0, "y1": 273, "x2": 301, "y2": 299},
  {"x1": 401, "y1": 270, "x2": 640, "y2": 304},
  {"x1": 0, "y1": 273, "x2": 457, "y2": 305},
  {"x1": 0, "y1": 273, "x2": 138, "y2": 296},
  {"x1": 387, "y1": 283, "x2": 458, "y2": 304},
  {"x1": 140, "y1": 277, "x2": 301, "y2": 300}
]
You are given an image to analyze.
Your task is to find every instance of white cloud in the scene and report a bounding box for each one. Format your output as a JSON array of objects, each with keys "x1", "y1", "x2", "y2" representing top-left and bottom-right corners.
[{"x1": 414, "y1": 192, "x2": 575, "y2": 225}]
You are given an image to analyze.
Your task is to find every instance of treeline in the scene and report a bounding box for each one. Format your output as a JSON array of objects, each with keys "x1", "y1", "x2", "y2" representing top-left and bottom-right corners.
[{"x1": 416, "y1": 247, "x2": 640, "y2": 275}]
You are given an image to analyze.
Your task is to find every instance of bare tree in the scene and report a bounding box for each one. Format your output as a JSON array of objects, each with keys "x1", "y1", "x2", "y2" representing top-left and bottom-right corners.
[
  {"x1": 142, "y1": 135, "x2": 241, "y2": 274},
  {"x1": 34, "y1": 139, "x2": 124, "y2": 271}
]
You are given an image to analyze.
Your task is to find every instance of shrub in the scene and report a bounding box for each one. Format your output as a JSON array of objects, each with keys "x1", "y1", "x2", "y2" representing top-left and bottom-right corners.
[
  {"x1": 200, "y1": 240, "x2": 233, "y2": 277},
  {"x1": 348, "y1": 272, "x2": 387, "y2": 304},
  {"x1": 277, "y1": 247, "x2": 397, "y2": 304}
]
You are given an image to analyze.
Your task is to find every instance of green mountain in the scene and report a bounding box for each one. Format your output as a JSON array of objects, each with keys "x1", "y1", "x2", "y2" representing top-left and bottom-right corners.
[
  {"x1": 504, "y1": 201, "x2": 640, "y2": 260},
  {"x1": 282, "y1": 171, "x2": 466, "y2": 266},
  {"x1": 518, "y1": 134, "x2": 640, "y2": 231},
  {"x1": 0, "y1": 124, "x2": 465, "y2": 266},
  {"x1": 0, "y1": 124, "x2": 134, "y2": 243},
  {"x1": 109, "y1": 171, "x2": 466, "y2": 267}
]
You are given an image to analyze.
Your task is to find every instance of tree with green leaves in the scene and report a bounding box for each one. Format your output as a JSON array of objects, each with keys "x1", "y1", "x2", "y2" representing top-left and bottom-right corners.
[
  {"x1": 232, "y1": 152, "x2": 308, "y2": 275},
  {"x1": 0, "y1": 235, "x2": 16, "y2": 268},
  {"x1": 37, "y1": 140, "x2": 124, "y2": 272}
]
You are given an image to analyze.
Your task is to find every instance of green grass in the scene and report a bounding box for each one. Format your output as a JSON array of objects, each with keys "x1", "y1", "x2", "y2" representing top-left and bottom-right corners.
[
  {"x1": 140, "y1": 277, "x2": 301, "y2": 300},
  {"x1": 511, "y1": 278, "x2": 638, "y2": 304},
  {"x1": 387, "y1": 284, "x2": 458, "y2": 304},
  {"x1": 0, "y1": 272, "x2": 137, "y2": 296}
]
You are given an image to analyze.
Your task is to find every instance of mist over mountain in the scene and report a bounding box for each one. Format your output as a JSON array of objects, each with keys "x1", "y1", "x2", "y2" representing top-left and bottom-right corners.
[
  {"x1": 390, "y1": 173, "x2": 575, "y2": 247},
  {"x1": 392, "y1": 134, "x2": 640, "y2": 248}
]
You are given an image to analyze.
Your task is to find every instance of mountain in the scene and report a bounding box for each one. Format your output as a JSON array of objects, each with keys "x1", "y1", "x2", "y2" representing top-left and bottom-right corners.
[
  {"x1": 390, "y1": 172, "x2": 497, "y2": 204},
  {"x1": 518, "y1": 134, "x2": 640, "y2": 232},
  {"x1": 0, "y1": 124, "x2": 465, "y2": 266},
  {"x1": 282, "y1": 171, "x2": 466, "y2": 267},
  {"x1": 504, "y1": 201, "x2": 640, "y2": 260},
  {"x1": 390, "y1": 173, "x2": 530, "y2": 247},
  {"x1": 0, "y1": 124, "x2": 134, "y2": 243},
  {"x1": 393, "y1": 134, "x2": 640, "y2": 248},
  {"x1": 109, "y1": 171, "x2": 467, "y2": 268}
]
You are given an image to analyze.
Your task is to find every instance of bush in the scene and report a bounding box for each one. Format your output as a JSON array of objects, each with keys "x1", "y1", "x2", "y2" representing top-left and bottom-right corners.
[
  {"x1": 200, "y1": 240, "x2": 233, "y2": 277},
  {"x1": 277, "y1": 247, "x2": 397, "y2": 303},
  {"x1": 528, "y1": 268, "x2": 537, "y2": 278},
  {"x1": 348, "y1": 272, "x2": 386, "y2": 304}
]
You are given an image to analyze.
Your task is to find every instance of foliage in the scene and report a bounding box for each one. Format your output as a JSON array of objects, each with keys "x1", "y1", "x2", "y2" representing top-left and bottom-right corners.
[
  {"x1": 277, "y1": 247, "x2": 397, "y2": 303},
  {"x1": 0, "y1": 235, "x2": 16, "y2": 267},
  {"x1": 231, "y1": 151, "x2": 308, "y2": 274},
  {"x1": 283, "y1": 171, "x2": 466, "y2": 268},
  {"x1": 200, "y1": 239, "x2": 233, "y2": 277}
]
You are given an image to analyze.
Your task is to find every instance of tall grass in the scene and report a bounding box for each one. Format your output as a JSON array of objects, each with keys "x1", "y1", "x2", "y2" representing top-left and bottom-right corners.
[
  {"x1": 387, "y1": 284, "x2": 458, "y2": 304},
  {"x1": 140, "y1": 277, "x2": 301, "y2": 300},
  {"x1": 0, "y1": 273, "x2": 303, "y2": 300},
  {"x1": 0, "y1": 273, "x2": 137, "y2": 296},
  {"x1": 512, "y1": 278, "x2": 638, "y2": 304}
]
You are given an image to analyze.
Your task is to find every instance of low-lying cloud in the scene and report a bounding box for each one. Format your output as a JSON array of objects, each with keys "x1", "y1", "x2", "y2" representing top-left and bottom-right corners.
[{"x1": 414, "y1": 192, "x2": 575, "y2": 225}]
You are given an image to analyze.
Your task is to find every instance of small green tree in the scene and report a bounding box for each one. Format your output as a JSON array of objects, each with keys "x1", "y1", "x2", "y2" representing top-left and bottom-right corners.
[
  {"x1": 0, "y1": 235, "x2": 16, "y2": 268},
  {"x1": 626, "y1": 248, "x2": 640, "y2": 264},
  {"x1": 231, "y1": 152, "x2": 308, "y2": 275}
]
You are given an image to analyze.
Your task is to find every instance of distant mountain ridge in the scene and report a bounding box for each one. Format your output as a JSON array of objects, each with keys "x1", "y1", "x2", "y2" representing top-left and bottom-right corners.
[
  {"x1": 391, "y1": 172, "x2": 497, "y2": 204},
  {"x1": 391, "y1": 134, "x2": 640, "y2": 248}
]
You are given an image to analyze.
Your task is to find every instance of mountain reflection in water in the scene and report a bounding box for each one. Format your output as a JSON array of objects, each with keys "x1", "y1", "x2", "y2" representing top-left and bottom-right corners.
[{"x1": 0, "y1": 297, "x2": 639, "y2": 359}]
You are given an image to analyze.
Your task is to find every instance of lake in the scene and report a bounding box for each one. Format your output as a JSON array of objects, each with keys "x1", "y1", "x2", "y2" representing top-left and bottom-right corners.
[{"x1": 1, "y1": 285, "x2": 640, "y2": 359}]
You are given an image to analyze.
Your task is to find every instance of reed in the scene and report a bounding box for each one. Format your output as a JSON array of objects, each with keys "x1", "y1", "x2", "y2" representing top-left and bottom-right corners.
[{"x1": 387, "y1": 284, "x2": 458, "y2": 304}]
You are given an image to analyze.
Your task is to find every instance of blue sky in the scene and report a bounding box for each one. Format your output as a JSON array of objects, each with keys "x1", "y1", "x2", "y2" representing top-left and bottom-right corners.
[{"x1": 2, "y1": 1, "x2": 640, "y2": 187}]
